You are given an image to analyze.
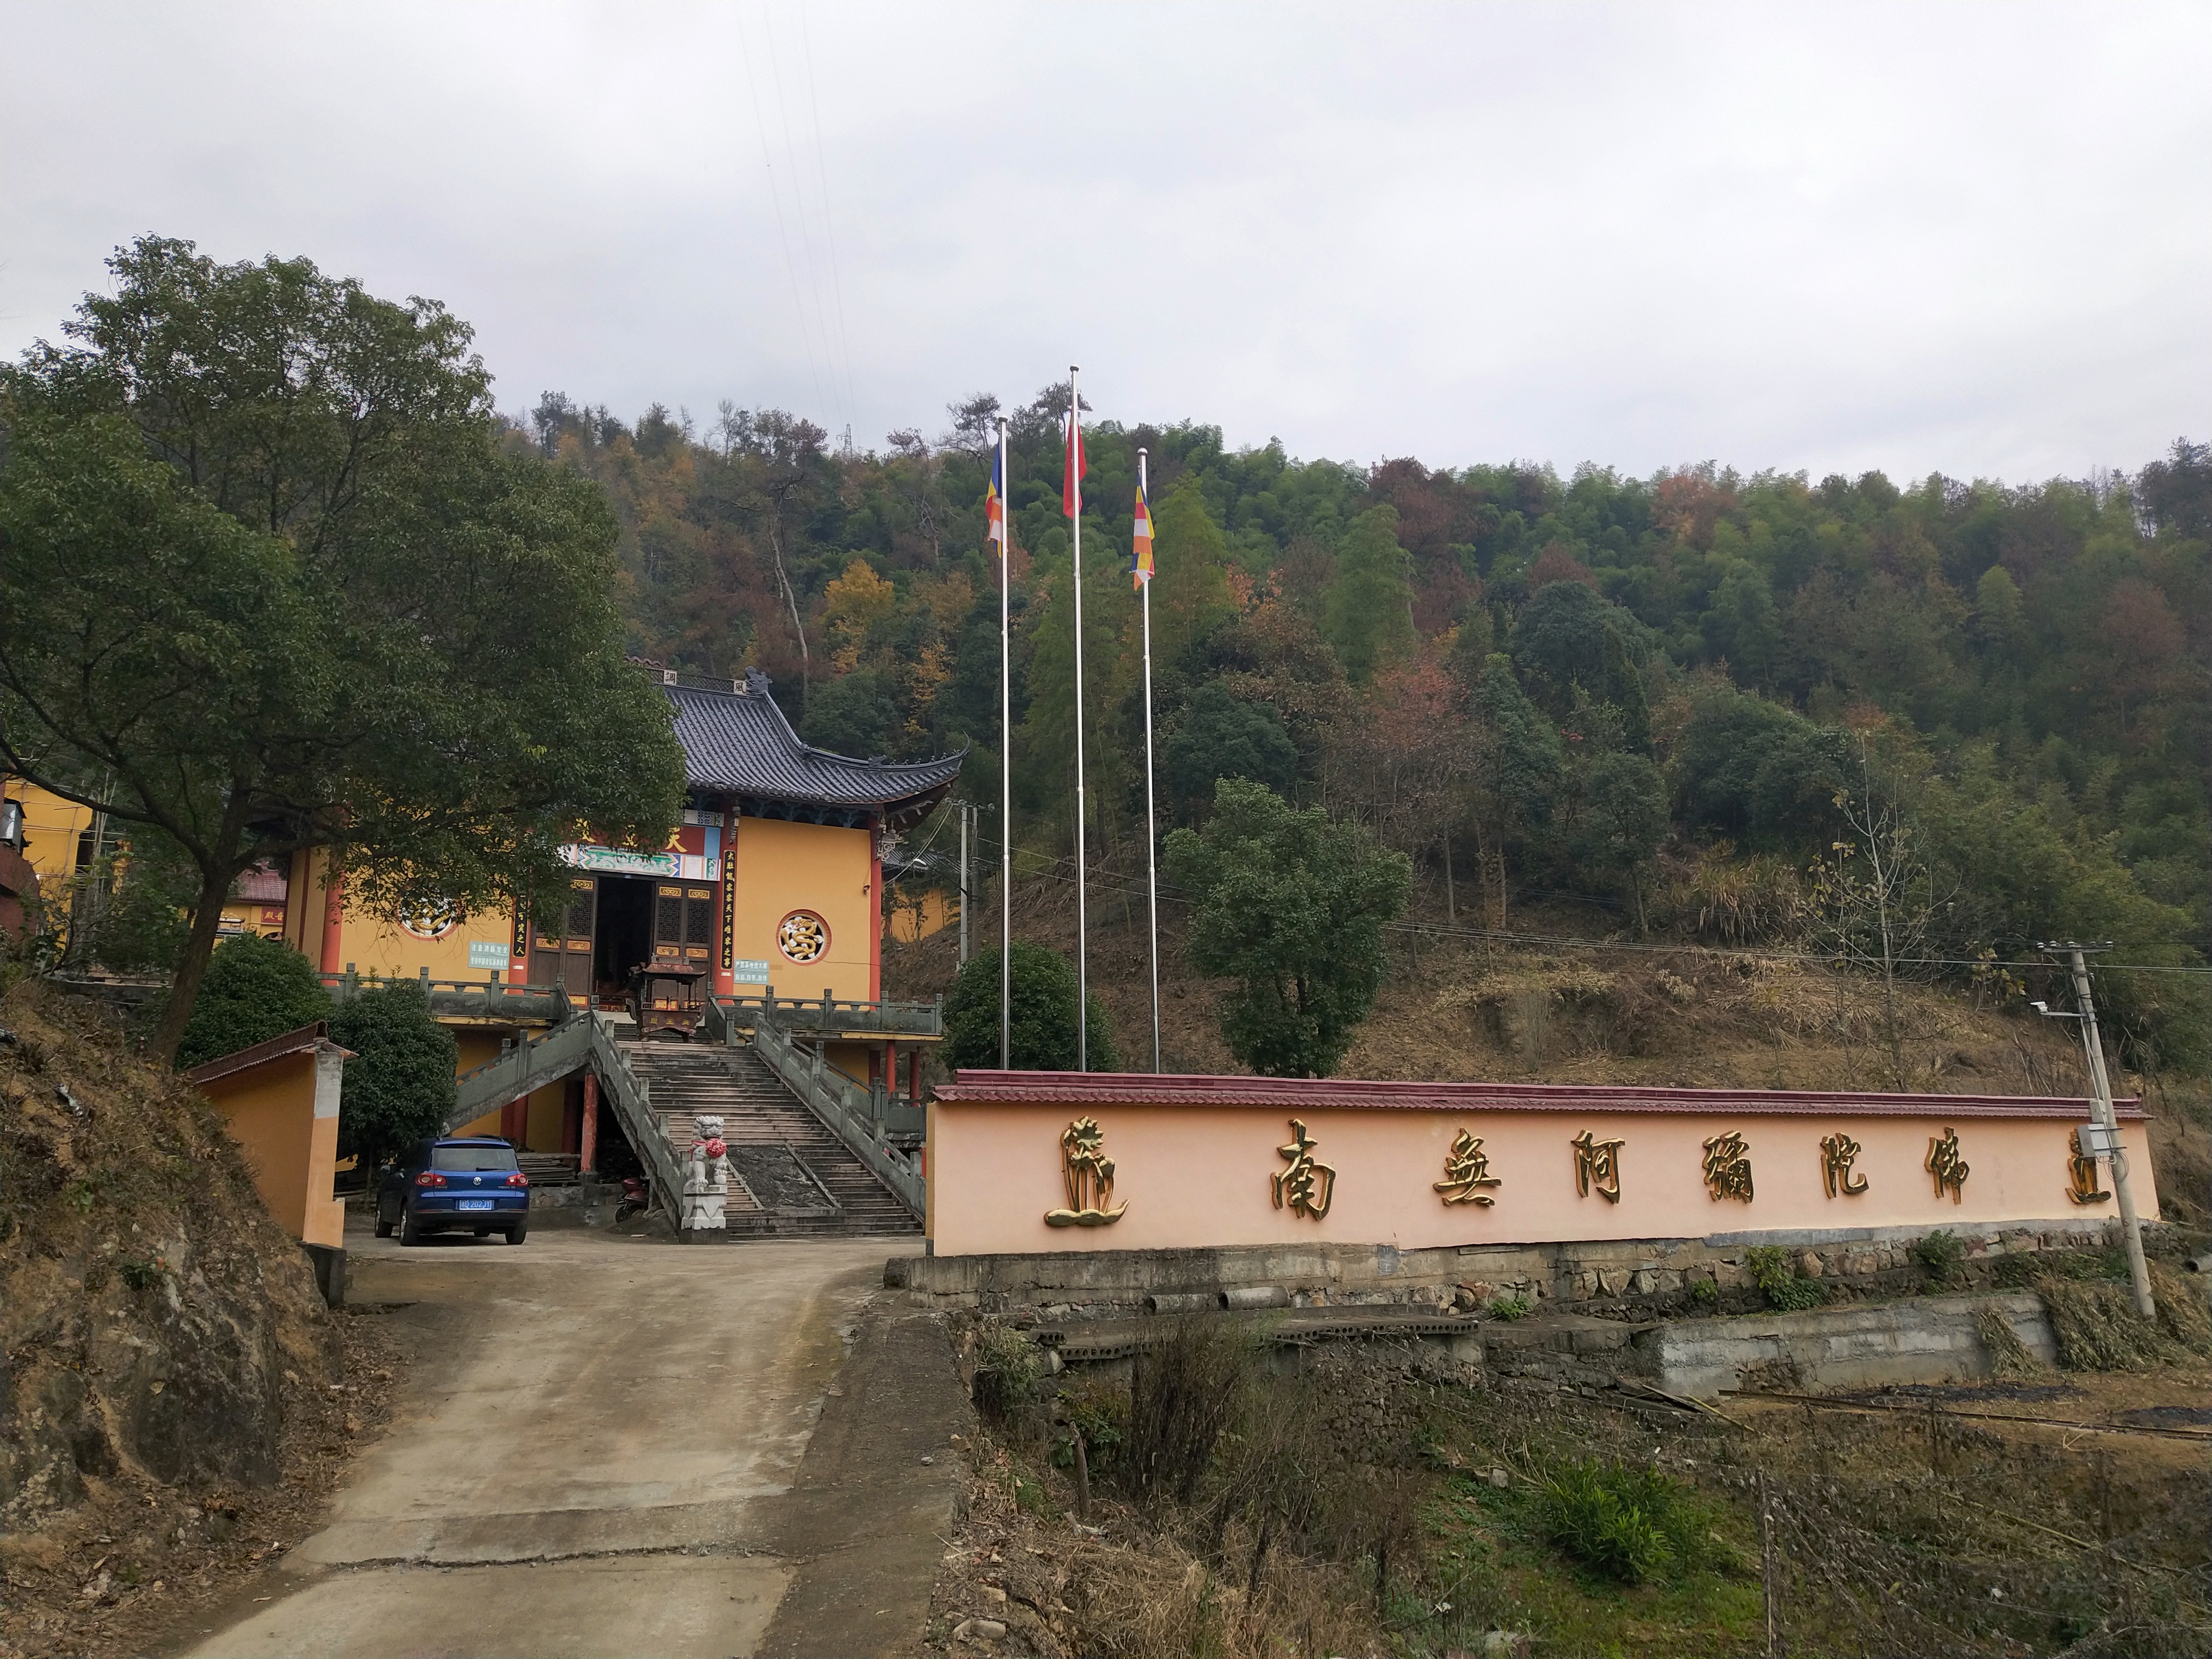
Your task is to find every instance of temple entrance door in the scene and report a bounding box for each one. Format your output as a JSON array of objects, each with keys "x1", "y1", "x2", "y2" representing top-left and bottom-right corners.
[
  {"x1": 529, "y1": 877, "x2": 596, "y2": 1001},
  {"x1": 592, "y1": 876, "x2": 656, "y2": 1008},
  {"x1": 654, "y1": 882, "x2": 718, "y2": 970}
]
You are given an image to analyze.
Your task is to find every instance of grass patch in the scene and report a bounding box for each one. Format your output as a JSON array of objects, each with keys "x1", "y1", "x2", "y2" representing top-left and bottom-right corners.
[
  {"x1": 1974, "y1": 1305, "x2": 2045, "y2": 1377},
  {"x1": 2040, "y1": 1278, "x2": 2185, "y2": 1372},
  {"x1": 1404, "y1": 1458, "x2": 1757, "y2": 1658},
  {"x1": 1489, "y1": 1294, "x2": 1533, "y2": 1321},
  {"x1": 1534, "y1": 1459, "x2": 1718, "y2": 1585}
]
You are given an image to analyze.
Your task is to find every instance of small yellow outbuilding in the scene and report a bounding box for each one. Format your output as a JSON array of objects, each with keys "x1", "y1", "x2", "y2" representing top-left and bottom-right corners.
[{"x1": 187, "y1": 1022, "x2": 352, "y2": 1303}]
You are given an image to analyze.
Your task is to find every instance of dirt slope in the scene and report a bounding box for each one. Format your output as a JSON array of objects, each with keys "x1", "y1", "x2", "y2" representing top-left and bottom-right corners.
[{"x1": 0, "y1": 984, "x2": 396, "y2": 1659}]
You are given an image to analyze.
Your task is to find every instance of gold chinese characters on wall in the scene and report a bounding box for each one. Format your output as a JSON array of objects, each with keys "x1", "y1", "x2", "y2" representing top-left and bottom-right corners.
[
  {"x1": 1571, "y1": 1130, "x2": 1625, "y2": 1203},
  {"x1": 1926, "y1": 1126, "x2": 1969, "y2": 1204},
  {"x1": 1820, "y1": 1132, "x2": 1869, "y2": 1198},
  {"x1": 1044, "y1": 1117, "x2": 1127, "y2": 1227},
  {"x1": 1273, "y1": 1119, "x2": 1336, "y2": 1220},
  {"x1": 2065, "y1": 1127, "x2": 2111, "y2": 1206},
  {"x1": 1030, "y1": 1113, "x2": 2030, "y2": 1231},
  {"x1": 1435, "y1": 1129, "x2": 1500, "y2": 1206},
  {"x1": 1701, "y1": 1131, "x2": 1753, "y2": 1203}
]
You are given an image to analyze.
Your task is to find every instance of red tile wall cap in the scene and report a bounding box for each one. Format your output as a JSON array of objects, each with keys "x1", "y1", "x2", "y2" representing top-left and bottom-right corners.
[{"x1": 934, "y1": 1069, "x2": 2142, "y2": 1121}]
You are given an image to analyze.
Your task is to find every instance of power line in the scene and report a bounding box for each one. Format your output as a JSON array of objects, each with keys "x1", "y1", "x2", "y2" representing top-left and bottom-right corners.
[
  {"x1": 732, "y1": 6, "x2": 828, "y2": 419},
  {"x1": 761, "y1": 5, "x2": 848, "y2": 436},
  {"x1": 796, "y1": 6, "x2": 859, "y2": 435}
]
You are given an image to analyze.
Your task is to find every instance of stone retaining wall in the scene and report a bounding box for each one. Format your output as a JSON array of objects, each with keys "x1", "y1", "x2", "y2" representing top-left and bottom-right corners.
[{"x1": 888, "y1": 1217, "x2": 2137, "y2": 1321}]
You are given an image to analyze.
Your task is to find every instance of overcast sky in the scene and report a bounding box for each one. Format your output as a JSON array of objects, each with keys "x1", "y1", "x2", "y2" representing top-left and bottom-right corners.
[{"x1": 4, "y1": 2, "x2": 2207, "y2": 484}]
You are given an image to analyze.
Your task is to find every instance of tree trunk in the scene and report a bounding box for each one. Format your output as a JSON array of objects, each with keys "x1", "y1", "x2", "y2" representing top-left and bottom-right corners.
[
  {"x1": 1442, "y1": 833, "x2": 1456, "y2": 923},
  {"x1": 150, "y1": 860, "x2": 245, "y2": 1065}
]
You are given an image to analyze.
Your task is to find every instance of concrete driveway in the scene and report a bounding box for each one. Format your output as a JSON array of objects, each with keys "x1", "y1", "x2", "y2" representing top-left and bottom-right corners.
[{"x1": 178, "y1": 1220, "x2": 965, "y2": 1659}]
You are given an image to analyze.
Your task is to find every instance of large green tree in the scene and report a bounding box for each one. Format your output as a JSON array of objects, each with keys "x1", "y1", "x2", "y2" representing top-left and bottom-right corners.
[
  {"x1": 0, "y1": 238, "x2": 684, "y2": 1061},
  {"x1": 1163, "y1": 777, "x2": 1410, "y2": 1077},
  {"x1": 1322, "y1": 505, "x2": 1417, "y2": 684}
]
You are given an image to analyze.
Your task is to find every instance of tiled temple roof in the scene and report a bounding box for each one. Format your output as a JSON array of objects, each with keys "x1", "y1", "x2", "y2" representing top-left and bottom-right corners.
[{"x1": 661, "y1": 669, "x2": 962, "y2": 823}]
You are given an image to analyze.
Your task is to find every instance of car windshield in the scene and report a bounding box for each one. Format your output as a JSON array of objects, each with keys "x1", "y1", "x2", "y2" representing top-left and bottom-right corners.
[{"x1": 432, "y1": 1145, "x2": 519, "y2": 1172}]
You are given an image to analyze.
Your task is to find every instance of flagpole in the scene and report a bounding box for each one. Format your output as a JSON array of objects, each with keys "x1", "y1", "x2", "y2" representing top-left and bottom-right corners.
[
  {"x1": 1139, "y1": 448, "x2": 1161, "y2": 1074},
  {"x1": 1069, "y1": 365, "x2": 1089, "y2": 1073},
  {"x1": 997, "y1": 417, "x2": 1012, "y2": 1071}
]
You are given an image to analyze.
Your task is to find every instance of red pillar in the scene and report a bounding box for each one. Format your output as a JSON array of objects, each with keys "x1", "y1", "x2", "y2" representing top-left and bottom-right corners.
[
  {"x1": 579, "y1": 1071, "x2": 599, "y2": 1176},
  {"x1": 908, "y1": 1047, "x2": 921, "y2": 1110},
  {"x1": 500, "y1": 1093, "x2": 527, "y2": 1148},
  {"x1": 885, "y1": 1039, "x2": 897, "y2": 1106}
]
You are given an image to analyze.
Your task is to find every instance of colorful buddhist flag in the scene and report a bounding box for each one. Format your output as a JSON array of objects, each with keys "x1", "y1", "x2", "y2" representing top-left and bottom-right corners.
[
  {"x1": 984, "y1": 443, "x2": 1007, "y2": 557},
  {"x1": 1063, "y1": 407, "x2": 1086, "y2": 518},
  {"x1": 1131, "y1": 479, "x2": 1154, "y2": 589}
]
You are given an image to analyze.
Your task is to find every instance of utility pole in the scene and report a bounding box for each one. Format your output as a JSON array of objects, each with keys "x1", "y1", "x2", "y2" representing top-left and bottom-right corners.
[
  {"x1": 957, "y1": 803, "x2": 970, "y2": 966},
  {"x1": 2035, "y1": 942, "x2": 2154, "y2": 1318}
]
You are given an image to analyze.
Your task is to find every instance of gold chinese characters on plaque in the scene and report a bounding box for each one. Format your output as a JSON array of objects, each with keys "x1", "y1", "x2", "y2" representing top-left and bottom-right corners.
[
  {"x1": 1925, "y1": 1126, "x2": 1969, "y2": 1204},
  {"x1": 1819, "y1": 1132, "x2": 1869, "y2": 1198},
  {"x1": 1045, "y1": 1116, "x2": 1127, "y2": 1227},
  {"x1": 1701, "y1": 1131, "x2": 1754, "y2": 1203},
  {"x1": 1272, "y1": 1119, "x2": 1336, "y2": 1221},
  {"x1": 1435, "y1": 1129, "x2": 1500, "y2": 1206},
  {"x1": 1571, "y1": 1130, "x2": 1624, "y2": 1204}
]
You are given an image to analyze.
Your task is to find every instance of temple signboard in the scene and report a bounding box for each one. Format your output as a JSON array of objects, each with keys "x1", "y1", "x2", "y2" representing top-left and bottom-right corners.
[{"x1": 560, "y1": 844, "x2": 679, "y2": 877}]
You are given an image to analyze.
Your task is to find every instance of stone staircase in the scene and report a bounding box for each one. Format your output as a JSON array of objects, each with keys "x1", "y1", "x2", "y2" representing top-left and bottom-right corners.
[{"x1": 620, "y1": 1040, "x2": 921, "y2": 1238}]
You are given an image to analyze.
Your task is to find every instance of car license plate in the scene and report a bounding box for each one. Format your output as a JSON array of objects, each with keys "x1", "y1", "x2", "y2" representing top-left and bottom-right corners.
[{"x1": 456, "y1": 1198, "x2": 494, "y2": 1211}]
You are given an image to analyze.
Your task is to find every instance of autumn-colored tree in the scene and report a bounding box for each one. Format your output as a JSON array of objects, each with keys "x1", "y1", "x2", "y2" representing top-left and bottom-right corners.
[{"x1": 822, "y1": 558, "x2": 896, "y2": 672}]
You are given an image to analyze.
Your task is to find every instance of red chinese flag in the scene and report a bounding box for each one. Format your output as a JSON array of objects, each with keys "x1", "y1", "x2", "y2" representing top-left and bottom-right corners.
[{"x1": 1063, "y1": 408, "x2": 1086, "y2": 518}]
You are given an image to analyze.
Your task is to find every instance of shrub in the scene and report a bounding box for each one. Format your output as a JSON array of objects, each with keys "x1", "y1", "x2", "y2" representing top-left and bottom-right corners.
[
  {"x1": 971, "y1": 1323, "x2": 1042, "y2": 1423},
  {"x1": 1746, "y1": 1246, "x2": 1826, "y2": 1312},
  {"x1": 1125, "y1": 1318, "x2": 1250, "y2": 1506},
  {"x1": 1536, "y1": 1458, "x2": 1709, "y2": 1585},
  {"x1": 1488, "y1": 1294, "x2": 1533, "y2": 1321},
  {"x1": 326, "y1": 980, "x2": 459, "y2": 1169},
  {"x1": 1912, "y1": 1229, "x2": 1965, "y2": 1284},
  {"x1": 943, "y1": 943, "x2": 1117, "y2": 1072},
  {"x1": 1688, "y1": 1278, "x2": 1720, "y2": 1308},
  {"x1": 1051, "y1": 1376, "x2": 1128, "y2": 1477},
  {"x1": 174, "y1": 932, "x2": 332, "y2": 1070}
]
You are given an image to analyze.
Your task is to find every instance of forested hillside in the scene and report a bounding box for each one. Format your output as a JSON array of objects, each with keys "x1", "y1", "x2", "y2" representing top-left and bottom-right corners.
[{"x1": 511, "y1": 392, "x2": 2210, "y2": 1070}]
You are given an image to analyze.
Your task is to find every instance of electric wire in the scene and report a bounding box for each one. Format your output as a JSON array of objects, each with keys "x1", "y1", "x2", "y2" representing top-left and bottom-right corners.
[
  {"x1": 761, "y1": 5, "x2": 848, "y2": 438},
  {"x1": 732, "y1": 6, "x2": 829, "y2": 419},
  {"x1": 797, "y1": 6, "x2": 859, "y2": 437}
]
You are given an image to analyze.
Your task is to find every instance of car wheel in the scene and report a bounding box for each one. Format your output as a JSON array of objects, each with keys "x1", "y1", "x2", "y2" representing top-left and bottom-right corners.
[
  {"x1": 472, "y1": 1226, "x2": 492, "y2": 1237},
  {"x1": 399, "y1": 1208, "x2": 425, "y2": 1246},
  {"x1": 375, "y1": 1215, "x2": 394, "y2": 1239},
  {"x1": 504, "y1": 1222, "x2": 528, "y2": 1245}
]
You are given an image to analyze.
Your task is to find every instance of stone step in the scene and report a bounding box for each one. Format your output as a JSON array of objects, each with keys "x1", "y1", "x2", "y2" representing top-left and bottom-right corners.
[{"x1": 618, "y1": 1038, "x2": 918, "y2": 1237}]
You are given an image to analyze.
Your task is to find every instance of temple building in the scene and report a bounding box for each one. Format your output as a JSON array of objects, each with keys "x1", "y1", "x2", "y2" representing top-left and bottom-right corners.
[
  {"x1": 284, "y1": 668, "x2": 959, "y2": 999},
  {"x1": 280, "y1": 667, "x2": 962, "y2": 1154}
]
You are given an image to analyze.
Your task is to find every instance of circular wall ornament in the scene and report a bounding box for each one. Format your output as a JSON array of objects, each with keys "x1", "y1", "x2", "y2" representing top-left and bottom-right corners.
[
  {"x1": 397, "y1": 898, "x2": 459, "y2": 941},
  {"x1": 777, "y1": 910, "x2": 829, "y2": 963}
]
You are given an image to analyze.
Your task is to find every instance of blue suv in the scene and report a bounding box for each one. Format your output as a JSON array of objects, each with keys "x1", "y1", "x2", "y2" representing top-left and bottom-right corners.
[{"x1": 376, "y1": 1137, "x2": 531, "y2": 1245}]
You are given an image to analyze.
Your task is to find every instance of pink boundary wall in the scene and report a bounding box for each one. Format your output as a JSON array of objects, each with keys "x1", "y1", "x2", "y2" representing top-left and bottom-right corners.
[{"x1": 924, "y1": 1073, "x2": 2155, "y2": 1258}]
